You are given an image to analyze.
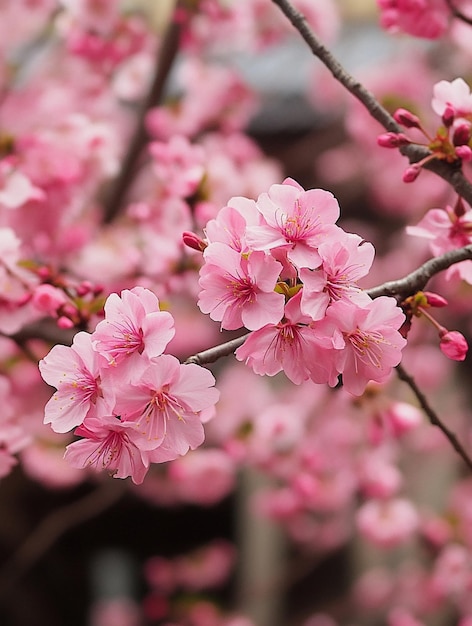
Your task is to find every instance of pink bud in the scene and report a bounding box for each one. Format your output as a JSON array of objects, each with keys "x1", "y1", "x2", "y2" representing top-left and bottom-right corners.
[
  {"x1": 402, "y1": 164, "x2": 421, "y2": 183},
  {"x1": 37, "y1": 266, "x2": 52, "y2": 280},
  {"x1": 456, "y1": 145, "x2": 472, "y2": 162},
  {"x1": 423, "y1": 291, "x2": 448, "y2": 307},
  {"x1": 439, "y1": 329, "x2": 468, "y2": 361},
  {"x1": 182, "y1": 231, "x2": 207, "y2": 252},
  {"x1": 61, "y1": 303, "x2": 78, "y2": 318},
  {"x1": 76, "y1": 281, "x2": 93, "y2": 297},
  {"x1": 442, "y1": 105, "x2": 455, "y2": 127},
  {"x1": 57, "y1": 316, "x2": 74, "y2": 329},
  {"x1": 377, "y1": 132, "x2": 411, "y2": 148},
  {"x1": 393, "y1": 108, "x2": 421, "y2": 129},
  {"x1": 452, "y1": 122, "x2": 471, "y2": 146}
]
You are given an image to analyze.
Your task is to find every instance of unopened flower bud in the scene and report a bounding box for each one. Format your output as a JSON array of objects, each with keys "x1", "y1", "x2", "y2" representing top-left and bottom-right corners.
[
  {"x1": 455, "y1": 145, "x2": 472, "y2": 162},
  {"x1": 57, "y1": 316, "x2": 74, "y2": 329},
  {"x1": 423, "y1": 291, "x2": 448, "y2": 307},
  {"x1": 182, "y1": 231, "x2": 207, "y2": 252},
  {"x1": 438, "y1": 328, "x2": 468, "y2": 361},
  {"x1": 393, "y1": 108, "x2": 421, "y2": 129},
  {"x1": 76, "y1": 281, "x2": 93, "y2": 297},
  {"x1": 377, "y1": 132, "x2": 411, "y2": 148},
  {"x1": 402, "y1": 164, "x2": 421, "y2": 183},
  {"x1": 442, "y1": 105, "x2": 455, "y2": 128},
  {"x1": 452, "y1": 122, "x2": 471, "y2": 146}
]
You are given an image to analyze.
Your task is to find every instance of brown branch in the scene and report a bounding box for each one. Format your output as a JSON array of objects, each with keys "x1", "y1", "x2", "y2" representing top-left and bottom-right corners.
[
  {"x1": 184, "y1": 245, "x2": 472, "y2": 366},
  {"x1": 102, "y1": 2, "x2": 183, "y2": 223},
  {"x1": 396, "y1": 364, "x2": 472, "y2": 472},
  {"x1": 185, "y1": 333, "x2": 249, "y2": 366},
  {"x1": 445, "y1": 0, "x2": 472, "y2": 26},
  {"x1": 0, "y1": 479, "x2": 125, "y2": 602},
  {"x1": 270, "y1": 0, "x2": 472, "y2": 206},
  {"x1": 8, "y1": 319, "x2": 76, "y2": 347},
  {"x1": 366, "y1": 244, "x2": 472, "y2": 299}
]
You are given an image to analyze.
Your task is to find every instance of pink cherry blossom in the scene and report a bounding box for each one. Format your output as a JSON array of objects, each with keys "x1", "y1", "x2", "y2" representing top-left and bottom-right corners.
[
  {"x1": 235, "y1": 290, "x2": 340, "y2": 385},
  {"x1": 168, "y1": 449, "x2": 236, "y2": 505},
  {"x1": 246, "y1": 178, "x2": 341, "y2": 268},
  {"x1": 377, "y1": 0, "x2": 450, "y2": 40},
  {"x1": 198, "y1": 242, "x2": 284, "y2": 331},
  {"x1": 148, "y1": 135, "x2": 205, "y2": 199},
  {"x1": 432, "y1": 78, "x2": 472, "y2": 118},
  {"x1": 39, "y1": 331, "x2": 104, "y2": 433},
  {"x1": 92, "y1": 286, "x2": 175, "y2": 367},
  {"x1": 315, "y1": 297, "x2": 407, "y2": 395},
  {"x1": 204, "y1": 196, "x2": 261, "y2": 253},
  {"x1": 31, "y1": 283, "x2": 68, "y2": 316},
  {"x1": 356, "y1": 497, "x2": 420, "y2": 547},
  {"x1": 299, "y1": 232, "x2": 375, "y2": 320},
  {"x1": 112, "y1": 355, "x2": 219, "y2": 462},
  {"x1": 64, "y1": 415, "x2": 150, "y2": 485},
  {"x1": 0, "y1": 159, "x2": 45, "y2": 209},
  {"x1": 406, "y1": 205, "x2": 472, "y2": 282}
]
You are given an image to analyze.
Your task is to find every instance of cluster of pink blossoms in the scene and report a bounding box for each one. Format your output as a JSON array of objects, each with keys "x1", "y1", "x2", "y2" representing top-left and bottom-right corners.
[
  {"x1": 194, "y1": 178, "x2": 407, "y2": 396},
  {"x1": 39, "y1": 287, "x2": 219, "y2": 484}
]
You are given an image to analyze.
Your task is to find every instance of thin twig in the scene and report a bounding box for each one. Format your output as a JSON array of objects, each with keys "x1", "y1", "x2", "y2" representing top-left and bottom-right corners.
[
  {"x1": 270, "y1": 0, "x2": 472, "y2": 206},
  {"x1": 445, "y1": 0, "x2": 472, "y2": 26},
  {"x1": 185, "y1": 333, "x2": 249, "y2": 366},
  {"x1": 396, "y1": 364, "x2": 472, "y2": 472},
  {"x1": 0, "y1": 479, "x2": 125, "y2": 603},
  {"x1": 102, "y1": 2, "x2": 183, "y2": 223}
]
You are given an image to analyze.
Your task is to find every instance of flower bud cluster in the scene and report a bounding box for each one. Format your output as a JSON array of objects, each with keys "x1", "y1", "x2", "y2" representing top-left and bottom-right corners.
[{"x1": 377, "y1": 78, "x2": 472, "y2": 182}]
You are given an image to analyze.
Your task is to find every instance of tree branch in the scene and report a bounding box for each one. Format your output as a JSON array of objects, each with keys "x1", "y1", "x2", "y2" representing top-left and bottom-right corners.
[
  {"x1": 396, "y1": 364, "x2": 472, "y2": 472},
  {"x1": 102, "y1": 2, "x2": 183, "y2": 223},
  {"x1": 445, "y1": 0, "x2": 472, "y2": 26},
  {"x1": 185, "y1": 333, "x2": 249, "y2": 366},
  {"x1": 366, "y1": 244, "x2": 472, "y2": 299},
  {"x1": 270, "y1": 0, "x2": 472, "y2": 206}
]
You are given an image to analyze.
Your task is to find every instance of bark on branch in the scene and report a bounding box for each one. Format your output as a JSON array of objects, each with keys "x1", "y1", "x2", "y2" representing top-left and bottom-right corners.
[{"x1": 270, "y1": 0, "x2": 472, "y2": 205}]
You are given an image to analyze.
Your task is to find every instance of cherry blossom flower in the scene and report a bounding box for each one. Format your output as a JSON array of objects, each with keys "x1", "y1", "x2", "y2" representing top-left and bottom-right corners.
[
  {"x1": 235, "y1": 290, "x2": 340, "y2": 385},
  {"x1": 432, "y1": 78, "x2": 472, "y2": 118},
  {"x1": 198, "y1": 242, "x2": 284, "y2": 331},
  {"x1": 315, "y1": 297, "x2": 407, "y2": 395},
  {"x1": 246, "y1": 178, "x2": 341, "y2": 268},
  {"x1": 148, "y1": 135, "x2": 205, "y2": 199},
  {"x1": 377, "y1": 0, "x2": 450, "y2": 40},
  {"x1": 299, "y1": 232, "x2": 374, "y2": 320},
  {"x1": 64, "y1": 415, "x2": 150, "y2": 485},
  {"x1": 39, "y1": 331, "x2": 104, "y2": 433},
  {"x1": 406, "y1": 205, "x2": 472, "y2": 282},
  {"x1": 92, "y1": 286, "x2": 175, "y2": 368},
  {"x1": 112, "y1": 355, "x2": 219, "y2": 462},
  {"x1": 356, "y1": 497, "x2": 420, "y2": 547},
  {"x1": 204, "y1": 196, "x2": 261, "y2": 253},
  {"x1": 0, "y1": 159, "x2": 44, "y2": 209}
]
